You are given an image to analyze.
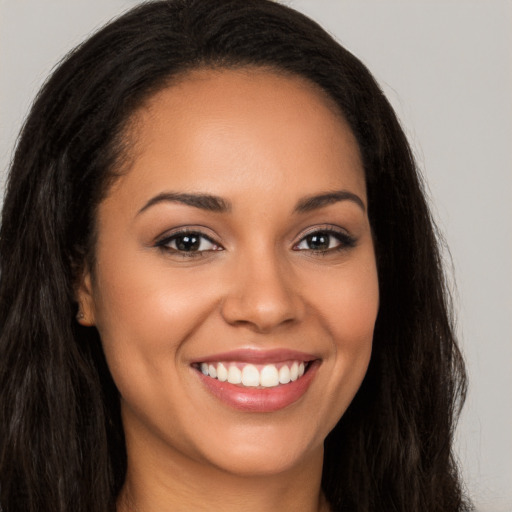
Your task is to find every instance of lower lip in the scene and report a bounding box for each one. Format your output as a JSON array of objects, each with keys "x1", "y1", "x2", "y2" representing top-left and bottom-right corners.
[{"x1": 195, "y1": 362, "x2": 319, "y2": 412}]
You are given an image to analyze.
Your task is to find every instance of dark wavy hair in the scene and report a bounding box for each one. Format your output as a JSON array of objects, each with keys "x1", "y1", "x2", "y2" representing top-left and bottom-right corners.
[{"x1": 0, "y1": 1, "x2": 470, "y2": 511}]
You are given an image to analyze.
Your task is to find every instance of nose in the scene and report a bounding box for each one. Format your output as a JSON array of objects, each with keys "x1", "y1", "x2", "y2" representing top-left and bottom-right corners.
[{"x1": 220, "y1": 251, "x2": 304, "y2": 333}]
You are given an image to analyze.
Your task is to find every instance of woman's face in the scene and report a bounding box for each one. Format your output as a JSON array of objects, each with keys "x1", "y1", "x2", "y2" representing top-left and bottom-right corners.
[{"x1": 78, "y1": 68, "x2": 379, "y2": 477}]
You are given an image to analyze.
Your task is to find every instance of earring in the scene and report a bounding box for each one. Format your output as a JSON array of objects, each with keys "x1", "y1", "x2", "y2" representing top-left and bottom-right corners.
[{"x1": 76, "y1": 309, "x2": 85, "y2": 321}]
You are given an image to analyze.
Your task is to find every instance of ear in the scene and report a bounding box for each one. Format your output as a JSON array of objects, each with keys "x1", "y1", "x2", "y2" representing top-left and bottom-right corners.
[{"x1": 75, "y1": 266, "x2": 96, "y2": 327}]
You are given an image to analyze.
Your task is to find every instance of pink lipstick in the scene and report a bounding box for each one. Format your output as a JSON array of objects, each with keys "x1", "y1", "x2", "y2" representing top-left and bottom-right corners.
[{"x1": 192, "y1": 349, "x2": 320, "y2": 412}]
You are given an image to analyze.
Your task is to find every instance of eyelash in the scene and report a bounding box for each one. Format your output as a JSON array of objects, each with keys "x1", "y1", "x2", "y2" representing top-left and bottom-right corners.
[
  {"x1": 155, "y1": 229, "x2": 222, "y2": 257},
  {"x1": 293, "y1": 228, "x2": 357, "y2": 254},
  {"x1": 155, "y1": 227, "x2": 356, "y2": 258}
]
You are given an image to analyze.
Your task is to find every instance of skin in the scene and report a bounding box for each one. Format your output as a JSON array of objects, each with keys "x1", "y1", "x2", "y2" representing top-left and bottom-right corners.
[{"x1": 77, "y1": 68, "x2": 379, "y2": 512}]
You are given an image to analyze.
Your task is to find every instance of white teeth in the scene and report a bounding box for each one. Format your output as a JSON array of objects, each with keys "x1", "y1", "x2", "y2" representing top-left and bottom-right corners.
[
  {"x1": 199, "y1": 360, "x2": 310, "y2": 388},
  {"x1": 208, "y1": 364, "x2": 217, "y2": 379},
  {"x1": 260, "y1": 364, "x2": 279, "y2": 387},
  {"x1": 241, "y1": 364, "x2": 260, "y2": 387},
  {"x1": 217, "y1": 362, "x2": 228, "y2": 382},
  {"x1": 290, "y1": 362, "x2": 299, "y2": 381},
  {"x1": 278, "y1": 365, "x2": 291, "y2": 384},
  {"x1": 227, "y1": 365, "x2": 242, "y2": 384}
]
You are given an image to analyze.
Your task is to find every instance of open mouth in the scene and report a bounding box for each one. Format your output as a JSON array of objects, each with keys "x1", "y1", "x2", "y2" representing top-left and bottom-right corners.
[
  {"x1": 192, "y1": 360, "x2": 312, "y2": 388},
  {"x1": 191, "y1": 349, "x2": 320, "y2": 412}
]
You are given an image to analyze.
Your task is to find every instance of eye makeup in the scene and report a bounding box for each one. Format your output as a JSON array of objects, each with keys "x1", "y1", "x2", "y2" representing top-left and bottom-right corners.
[{"x1": 153, "y1": 223, "x2": 357, "y2": 261}]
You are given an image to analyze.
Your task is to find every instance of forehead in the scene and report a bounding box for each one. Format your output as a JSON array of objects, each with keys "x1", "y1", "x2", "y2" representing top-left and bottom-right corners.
[{"x1": 107, "y1": 67, "x2": 366, "y2": 209}]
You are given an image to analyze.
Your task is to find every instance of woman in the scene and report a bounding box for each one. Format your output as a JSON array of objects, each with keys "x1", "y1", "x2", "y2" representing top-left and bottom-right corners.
[{"x1": 0, "y1": 0, "x2": 471, "y2": 511}]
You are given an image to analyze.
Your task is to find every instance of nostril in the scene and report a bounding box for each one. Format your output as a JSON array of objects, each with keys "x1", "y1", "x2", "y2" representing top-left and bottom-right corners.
[
  {"x1": 220, "y1": 295, "x2": 300, "y2": 332},
  {"x1": 223, "y1": 305, "x2": 297, "y2": 332}
]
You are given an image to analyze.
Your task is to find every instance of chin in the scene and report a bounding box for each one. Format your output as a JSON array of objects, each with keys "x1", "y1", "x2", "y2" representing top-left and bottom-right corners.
[
  {"x1": 205, "y1": 440, "x2": 322, "y2": 478},
  {"x1": 185, "y1": 415, "x2": 329, "y2": 478}
]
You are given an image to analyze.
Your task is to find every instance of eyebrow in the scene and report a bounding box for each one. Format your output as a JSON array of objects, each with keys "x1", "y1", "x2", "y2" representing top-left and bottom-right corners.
[
  {"x1": 137, "y1": 189, "x2": 365, "y2": 216},
  {"x1": 294, "y1": 190, "x2": 366, "y2": 213},
  {"x1": 137, "y1": 192, "x2": 231, "y2": 215}
]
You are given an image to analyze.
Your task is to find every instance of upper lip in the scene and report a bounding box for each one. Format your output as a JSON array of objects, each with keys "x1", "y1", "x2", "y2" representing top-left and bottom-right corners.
[{"x1": 191, "y1": 348, "x2": 319, "y2": 364}]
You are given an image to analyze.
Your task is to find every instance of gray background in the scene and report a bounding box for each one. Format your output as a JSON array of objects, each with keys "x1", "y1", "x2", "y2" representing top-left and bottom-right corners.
[{"x1": 1, "y1": 1, "x2": 511, "y2": 510}]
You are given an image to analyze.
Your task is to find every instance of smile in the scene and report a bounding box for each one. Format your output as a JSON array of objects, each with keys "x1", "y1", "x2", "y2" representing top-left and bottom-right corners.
[
  {"x1": 197, "y1": 361, "x2": 308, "y2": 388},
  {"x1": 192, "y1": 349, "x2": 319, "y2": 412}
]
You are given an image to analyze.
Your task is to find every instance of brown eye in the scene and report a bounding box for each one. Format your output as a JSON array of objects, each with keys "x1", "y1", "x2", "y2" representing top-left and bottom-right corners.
[
  {"x1": 304, "y1": 233, "x2": 331, "y2": 251},
  {"x1": 173, "y1": 234, "x2": 202, "y2": 251},
  {"x1": 294, "y1": 229, "x2": 356, "y2": 253},
  {"x1": 157, "y1": 231, "x2": 221, "y2": 254}
]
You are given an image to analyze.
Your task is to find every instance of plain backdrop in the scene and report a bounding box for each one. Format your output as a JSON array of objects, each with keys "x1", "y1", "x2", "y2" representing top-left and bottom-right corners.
[{"x1": 0, "y1": 1, "x2": 511, "y2": 510}]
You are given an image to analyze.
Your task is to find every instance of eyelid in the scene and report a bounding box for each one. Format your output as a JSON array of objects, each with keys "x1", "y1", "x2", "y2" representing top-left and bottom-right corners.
[
  {"x1": 152, "y1": 224, "x2": 355, "y2": 256},
  {"x1": 293, "y1": 224, "x2": 356, "y2": 252},
  {"x1": 154, "y1": 227, "x2": 224, "y2": 252},
  {"x1": 295, "y1": 224, "x2": 352, "y2": 242}
]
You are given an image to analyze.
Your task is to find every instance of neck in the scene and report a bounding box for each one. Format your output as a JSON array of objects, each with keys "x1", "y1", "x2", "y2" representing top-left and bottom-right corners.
[{"x1": 117, "y1": 423, "x2": 330, "y2": 512}]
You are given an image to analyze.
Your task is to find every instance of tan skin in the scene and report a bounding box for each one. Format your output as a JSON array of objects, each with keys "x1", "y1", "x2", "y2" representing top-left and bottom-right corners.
[{"x1": 77, "y1": 68, "x2": 379, "y2": 512}]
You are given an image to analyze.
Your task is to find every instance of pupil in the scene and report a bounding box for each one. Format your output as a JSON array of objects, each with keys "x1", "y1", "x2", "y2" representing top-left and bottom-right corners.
[
  {"x1": 308, "y1": 233, "x2": 329, "y2": 250},
  {"x1": 176, "y1": 235, "x2": 200, "y2": 251}
]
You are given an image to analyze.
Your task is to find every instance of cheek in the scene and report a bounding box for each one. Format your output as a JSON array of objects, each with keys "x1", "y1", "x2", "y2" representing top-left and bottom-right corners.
[
  {"x1": 90, "y1": 259, "x2": 209, "y2": 443},
  {"x1": 308, "y1": 253, "x2": 379, "y2": 414},
  {"x1": 92, "y1": 247, "x2": 208, "y2": 343},
  {"x1": 313, "y1": 252, "x2": 379, "y2": 347},
  {"x1": 90, "y1": 248, "x2": 227, "y2": 398},
  {"x1": 90, "y1": 255, "x2": 176, "y2": 386},
  {"x1": 334, "y1": 275, "x2": 379, "y2": 349},
  {"x1": 337, "y1": 261, "x2": 378, "y2": 365}
]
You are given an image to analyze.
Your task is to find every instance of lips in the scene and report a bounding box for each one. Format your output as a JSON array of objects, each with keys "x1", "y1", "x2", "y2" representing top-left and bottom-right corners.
[{"x1": 191, "y1": 349, "x2": 319, "y2": 412}]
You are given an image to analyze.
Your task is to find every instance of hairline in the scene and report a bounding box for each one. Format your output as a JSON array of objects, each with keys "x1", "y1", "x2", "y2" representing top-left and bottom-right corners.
[{"x1": 85, "y1": 62, "x2": 362, "y2": 276}]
